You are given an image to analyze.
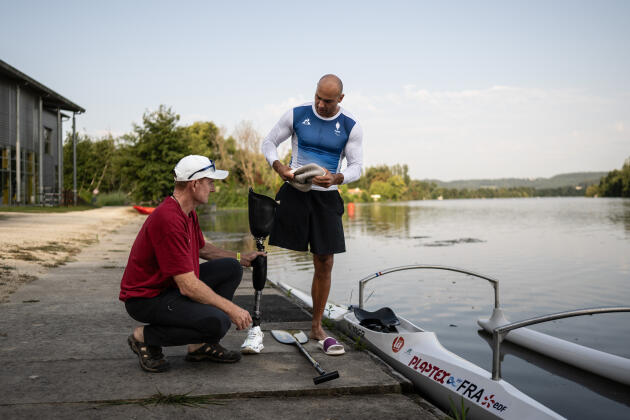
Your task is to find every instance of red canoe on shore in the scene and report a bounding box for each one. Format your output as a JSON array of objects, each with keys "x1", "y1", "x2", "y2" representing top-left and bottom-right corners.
[{"x1": 132, "y1": 205, "x2": 155, "y2": 215}]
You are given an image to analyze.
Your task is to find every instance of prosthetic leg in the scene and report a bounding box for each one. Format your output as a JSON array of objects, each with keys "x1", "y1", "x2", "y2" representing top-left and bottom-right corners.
[{"x1": 241, "y1": 188, "x2": 278, "y2": 354}]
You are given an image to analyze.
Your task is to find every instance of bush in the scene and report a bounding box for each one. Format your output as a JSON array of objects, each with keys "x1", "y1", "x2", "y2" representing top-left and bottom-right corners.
[{"x1": 96, "y1": 191, "x2": 128, "y2": 206}]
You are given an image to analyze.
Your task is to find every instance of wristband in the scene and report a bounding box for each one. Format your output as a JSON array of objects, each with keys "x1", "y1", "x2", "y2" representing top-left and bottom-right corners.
[{"x1": 236, "y1": 252, "x2": 241, "y2": 262}]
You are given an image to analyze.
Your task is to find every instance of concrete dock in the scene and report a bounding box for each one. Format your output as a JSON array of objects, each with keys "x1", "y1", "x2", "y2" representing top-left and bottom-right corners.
[{"x1": 0, "y1": 215, "x2": 444, "y2": 419}]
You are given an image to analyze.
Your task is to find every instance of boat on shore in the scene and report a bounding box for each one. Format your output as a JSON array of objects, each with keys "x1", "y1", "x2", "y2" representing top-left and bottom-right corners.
[
  {"x1": 272, "y1": 278, "x2": 564, "y2": 419},
  {"x1": 271, "y1": 264, "x2": 630, "y2": 419}
]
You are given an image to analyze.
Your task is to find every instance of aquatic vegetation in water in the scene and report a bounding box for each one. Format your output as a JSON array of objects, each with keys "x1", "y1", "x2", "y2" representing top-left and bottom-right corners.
[{"x1": 423, "y1": 238, "x2": 485, "y2": 247}]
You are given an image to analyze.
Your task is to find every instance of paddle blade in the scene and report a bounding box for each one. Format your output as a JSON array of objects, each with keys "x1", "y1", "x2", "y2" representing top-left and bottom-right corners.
[
  {"x1": 291, "y1": 331, "x2": 308, "y2": 344},
  {"x1": 271, "y1": 330, "x2": 308, "y2": 344},
  {"x1": 271, "y1": 330, "x2": 295, "y2": 344}
]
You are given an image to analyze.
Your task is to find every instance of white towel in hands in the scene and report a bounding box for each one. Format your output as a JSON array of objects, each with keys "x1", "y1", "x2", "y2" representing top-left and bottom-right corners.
[{"x1": 288, "y1": 163, "x2": 326, "y2": 192}]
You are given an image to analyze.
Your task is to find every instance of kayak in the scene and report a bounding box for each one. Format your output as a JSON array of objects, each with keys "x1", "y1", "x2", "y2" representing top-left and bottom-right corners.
[
  {"x1": 132, "y1": 205, "x2": 155, "y2": 215},
  {"x1": 273, "y1": 279, "x2": 564, "y2": 420}
]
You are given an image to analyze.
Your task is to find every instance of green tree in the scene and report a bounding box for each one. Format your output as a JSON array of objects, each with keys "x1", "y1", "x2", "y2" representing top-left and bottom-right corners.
[
  {"x1": 63, "y1": 134, "x2": 117, "y2": 194},
  {"x1": 596, "y1": 158, "x2": 630, "y2": 198},
  {"x1": 183, "y1": 121, "x2": 221, "y2": 157},
  {"x1": 127, "y1": 106, "x2": 188, "y2": 203},
  {"x1": 387, "y1": 175, "x2": 407, "y2": 200}
]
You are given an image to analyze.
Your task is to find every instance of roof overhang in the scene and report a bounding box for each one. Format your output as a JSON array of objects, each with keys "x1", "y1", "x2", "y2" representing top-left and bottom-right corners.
[{"x1": 0, "y1": 59, "x2": 86, "y2": 113}]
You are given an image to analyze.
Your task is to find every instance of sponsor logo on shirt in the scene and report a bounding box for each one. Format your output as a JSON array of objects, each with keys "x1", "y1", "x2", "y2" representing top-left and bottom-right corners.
[
  {"x1": 302, "y1": 118, "x2": 311, "y2": 125},
  {"x1": 334, "y1": 121, "x2": 341, "y2": 136}
]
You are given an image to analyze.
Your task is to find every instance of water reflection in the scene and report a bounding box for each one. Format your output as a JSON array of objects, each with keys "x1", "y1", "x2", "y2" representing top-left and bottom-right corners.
[
  {"x1": 343, "y1": 202, "x2": 413, "y2": 238},
  {"x1": 198, "y1": 206, "x2": 254, "y2": 252},
  {"x1": 608, "y1": 199, "x2": 630, "y2": 234}
]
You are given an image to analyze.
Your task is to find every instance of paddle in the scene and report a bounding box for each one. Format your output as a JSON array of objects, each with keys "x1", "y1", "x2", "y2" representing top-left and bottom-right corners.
[{"x1": 271, "y1": 330, "x2": 340, "y2": 385}]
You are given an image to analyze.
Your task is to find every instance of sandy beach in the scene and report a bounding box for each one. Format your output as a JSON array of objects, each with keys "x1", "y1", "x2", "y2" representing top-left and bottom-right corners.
[{"x1": 0, "y1": 207, "x2": 143, "y2": 302}]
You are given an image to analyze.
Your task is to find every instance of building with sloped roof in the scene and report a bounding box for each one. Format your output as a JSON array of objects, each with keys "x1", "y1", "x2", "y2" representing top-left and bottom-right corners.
[{"x1": 1, "y1": 59, "x2": 85, "y2": 206}]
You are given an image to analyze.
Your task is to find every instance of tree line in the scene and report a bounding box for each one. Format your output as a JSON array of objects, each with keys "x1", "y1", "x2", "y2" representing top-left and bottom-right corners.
[
  {"x1": 63, "y1": 105, "x2": 628, "y2": 207},
  {"x1": 63, "y1": 106, "x2": 283, "y2": 207},
  {"x1": 586, "y1": 159, "x2": 630, "y2": 198}
]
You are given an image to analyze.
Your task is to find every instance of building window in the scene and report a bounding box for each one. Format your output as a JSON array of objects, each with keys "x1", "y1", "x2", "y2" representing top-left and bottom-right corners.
[{"x1": 44, "y1": 127, "x2": 52, "y2": 154}]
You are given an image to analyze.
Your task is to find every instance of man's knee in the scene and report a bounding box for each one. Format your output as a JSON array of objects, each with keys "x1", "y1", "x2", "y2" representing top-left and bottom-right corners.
[
  {"x1": 313, "y1": 254, "x2": 334, "y2": 273},
  {"x1": 196, "y1": 312, "x2": 231, "y2": 339},
  {"x1": 200, "y1": 258, "x2": 243, "y2": 285},
  {"x1": 226, "y1": 258, "x2": 243, "y2": 285}
]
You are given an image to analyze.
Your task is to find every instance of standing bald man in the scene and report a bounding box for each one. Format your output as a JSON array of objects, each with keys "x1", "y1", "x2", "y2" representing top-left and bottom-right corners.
[{"x1": 262, "y1": 74, "x2": 363, "y2": 341}]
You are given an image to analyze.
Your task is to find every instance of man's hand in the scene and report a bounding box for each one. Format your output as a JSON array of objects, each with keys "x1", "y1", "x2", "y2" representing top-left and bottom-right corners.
[
  {"x1": 229, "y1": 304, "x2": 252, "y2": 330},
  {"x1": 312, "y1": 169, "x2": 343, "y2": 188},
  {"x1": 272, "y1": 160, "x2": 294, "y2": 181},
  {"x1": 239, "y1": 251, "x2": 266, "y2": 267}
]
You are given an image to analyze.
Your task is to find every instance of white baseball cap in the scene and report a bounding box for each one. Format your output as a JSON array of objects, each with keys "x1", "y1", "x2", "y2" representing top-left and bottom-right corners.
[{"x1": 174, "y1": 155, "x2": 229, "y2": 181}]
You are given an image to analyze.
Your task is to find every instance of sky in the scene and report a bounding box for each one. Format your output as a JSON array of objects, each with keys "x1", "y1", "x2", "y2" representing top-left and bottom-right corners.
[{"x1": 1, "y1": 0, "x2": 629, "y2": 181}]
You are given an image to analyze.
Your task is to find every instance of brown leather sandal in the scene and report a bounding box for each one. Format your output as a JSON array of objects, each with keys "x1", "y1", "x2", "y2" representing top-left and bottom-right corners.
[
  {"x1": 127, "y1": 334, "x2": 170, "y2": 373},
  {"x1": 185, "y1": 342, "x2": 242, "y2": 363}
]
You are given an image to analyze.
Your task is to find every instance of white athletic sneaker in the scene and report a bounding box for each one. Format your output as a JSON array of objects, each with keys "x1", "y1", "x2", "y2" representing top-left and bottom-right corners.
[{"x1": 241, "y1": 326, "x2": 264, "y2": 354}]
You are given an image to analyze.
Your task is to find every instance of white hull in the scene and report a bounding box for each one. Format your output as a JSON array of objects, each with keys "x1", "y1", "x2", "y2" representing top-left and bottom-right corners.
[
  {"x1": 478, "y1": 308, "x2": 630, "y2": 386},
  {"x1": 276, "y1": 281, "x2": 563, "y2": 420}
]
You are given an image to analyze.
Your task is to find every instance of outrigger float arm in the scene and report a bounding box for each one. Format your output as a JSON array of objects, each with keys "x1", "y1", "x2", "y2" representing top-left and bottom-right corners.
[{"x1": 358, "y1": 264, "x2": 500, "y2": 309}]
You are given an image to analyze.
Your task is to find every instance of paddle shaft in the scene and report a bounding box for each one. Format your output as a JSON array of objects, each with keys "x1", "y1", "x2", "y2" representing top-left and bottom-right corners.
[{"x1": 293, "y1": 339, "x2": 325, "y2": 375}]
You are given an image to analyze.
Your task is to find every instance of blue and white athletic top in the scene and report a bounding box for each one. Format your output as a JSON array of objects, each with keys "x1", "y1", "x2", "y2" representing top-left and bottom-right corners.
[{"x1": 262, "y1": 102, "x2": 363, "y2": 191}]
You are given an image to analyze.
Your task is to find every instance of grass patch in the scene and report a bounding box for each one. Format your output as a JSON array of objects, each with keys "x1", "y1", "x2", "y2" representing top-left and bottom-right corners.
[
  {"x1": 102, "y1": 265, "x2": 122, "y2": 269},
  {"x1": 5, "y1": 242, "x2": 82, "y2": 264},
  {"x1": 353, "y1": 337, "x2": 367, "y2": 351},
  {"x1": 103, "y1": 391, "x2": 225, "y2": 408},
  {"x1": 0, "y1": 205, "x2": 97, "y2": 213},
  {"x1": 446, "y1": 397, "x2": 470, "y2": 420},
  {"x1": 96, "y1": 191, "x2": 127, "y2": 206},
  {"x1": 42, "y1": 256, "x2": 73, "y2": 268},
  {"x1": 23, "y1": 242, "x2": 79, "y2": 254},
  {"x1": 321, "y1": 318, "x2": 334, "y2": 329},
  {"x1": 8, "y1": 251, "x2": 41, "y2": 262}
]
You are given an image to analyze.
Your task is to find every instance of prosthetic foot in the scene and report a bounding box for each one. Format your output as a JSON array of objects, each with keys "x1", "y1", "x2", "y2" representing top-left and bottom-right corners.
[{"x1": 241, "y1": 188, "x2": 278, "y2": 354}]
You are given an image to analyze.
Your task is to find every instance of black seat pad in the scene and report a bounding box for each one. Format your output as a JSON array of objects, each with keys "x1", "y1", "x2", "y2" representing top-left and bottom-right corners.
[{"x1": 353, "y1": 306, "x2": 400, "y2": 333}]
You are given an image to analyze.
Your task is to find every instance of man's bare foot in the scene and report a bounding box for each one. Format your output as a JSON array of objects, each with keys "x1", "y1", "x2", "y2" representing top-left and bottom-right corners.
[{"x1": 309, "y1": 326, "x2": 327, "y2": 341}]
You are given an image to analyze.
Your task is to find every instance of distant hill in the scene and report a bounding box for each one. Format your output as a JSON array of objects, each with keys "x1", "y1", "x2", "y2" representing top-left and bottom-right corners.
[{"x1": 425, "y1": 172, "x2": 607, "y2": 190}]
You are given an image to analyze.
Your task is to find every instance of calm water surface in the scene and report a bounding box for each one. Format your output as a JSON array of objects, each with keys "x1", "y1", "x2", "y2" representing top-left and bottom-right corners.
[{"x1": 201, "y1": 197, "x2": 630, "y2": 419}]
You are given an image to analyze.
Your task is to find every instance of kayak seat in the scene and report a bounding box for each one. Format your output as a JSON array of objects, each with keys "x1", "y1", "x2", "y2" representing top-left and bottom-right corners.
[{"x1": 353, "y1": 306, "x2": 400, "y2": 333}]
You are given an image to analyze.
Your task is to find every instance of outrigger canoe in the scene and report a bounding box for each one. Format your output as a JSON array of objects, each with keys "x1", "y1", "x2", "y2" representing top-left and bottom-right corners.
[
  {"x1": 271, "y1": 264, "x2": 630, "y2": 419},
  {"x1": 271, "y1": 277, "x2": 564, "y2": 419}
]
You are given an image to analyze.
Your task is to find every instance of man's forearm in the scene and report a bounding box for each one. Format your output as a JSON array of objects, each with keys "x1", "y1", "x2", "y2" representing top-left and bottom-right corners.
[
  {"x1": 174, "y1": 271, "x2": 235, "y2": 312},
  {"x1": 199, "y1": 242, "x2": 236, "y2": 261}
]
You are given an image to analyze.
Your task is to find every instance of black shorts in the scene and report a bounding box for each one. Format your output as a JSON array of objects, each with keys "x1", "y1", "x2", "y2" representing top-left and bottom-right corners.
[{"x1": 269, "y1": 183, "x2": 345, "y2": 255}]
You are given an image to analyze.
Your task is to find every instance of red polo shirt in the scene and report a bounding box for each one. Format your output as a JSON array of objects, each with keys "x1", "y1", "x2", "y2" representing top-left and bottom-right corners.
[{"x1": 119, "y1": 196, "x2": 205, "y2": 301}]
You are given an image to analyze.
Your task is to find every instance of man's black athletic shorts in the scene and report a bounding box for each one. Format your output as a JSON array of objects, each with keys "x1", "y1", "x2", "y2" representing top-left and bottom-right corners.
[{"x1": 269, "y1": 183, "x2": 345, "y2": 255}]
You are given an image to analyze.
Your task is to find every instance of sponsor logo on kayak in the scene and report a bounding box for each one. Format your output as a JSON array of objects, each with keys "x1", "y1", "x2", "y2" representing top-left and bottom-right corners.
[
  {"x1": 349, "y1": 324, "x2": 365, "y2": 338},
  {"x1": 392, "y1": 336, "x2": 405, "y2": 353},
  {"x1": 405, "y1": 352, "x2": 508, "y2": 414}
]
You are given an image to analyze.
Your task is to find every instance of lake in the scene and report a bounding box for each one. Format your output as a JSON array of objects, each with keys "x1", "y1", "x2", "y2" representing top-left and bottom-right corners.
[{"x1": 200, "y1": 197, "x2": 630, "y2": 419}]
